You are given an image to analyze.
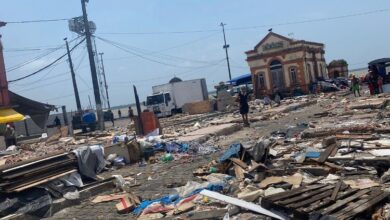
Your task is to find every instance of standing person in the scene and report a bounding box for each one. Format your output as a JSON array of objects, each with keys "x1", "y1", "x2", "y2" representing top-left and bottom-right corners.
[
  {"x1": 118, "y1": 109, "x2": 122, "y2": 119},
  {"x1": 236, "y1": 86, "x2": 250, "y2": 126},
  {"x1": 4, "y1": 124, "x2": 16, "y2": 147},
  {"x1": 367, "y1": 73, "x2": 375, "y2": 96},
  {"x1": 351, "y1": 75, "x2": 361, "y2": 97},
  {"x1": 109, "y1": 110, "x2": 114, "y2": 126},
  {"x1": 54, "y1": 116, "x2": 61, "y2": 127},
  {"x1": 128, "y1": 106, "x2": 134, "y2": 122},
  {"x1": 378, "y1": 76, "x2": 384, "y2": 94}
]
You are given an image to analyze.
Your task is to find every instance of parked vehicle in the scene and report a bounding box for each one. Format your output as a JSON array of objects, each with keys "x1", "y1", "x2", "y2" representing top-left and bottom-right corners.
[
  {"x1": 71, "y1": 111, "x2": 97, "y2": 132},
  {"x1": 146, "y1": 79, "x2": 208, "y2": 117}
]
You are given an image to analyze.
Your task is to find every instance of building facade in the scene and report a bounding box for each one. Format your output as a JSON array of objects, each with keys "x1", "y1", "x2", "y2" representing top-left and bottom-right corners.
[
  {"x1": 245, "y1": 32, "x2": 327, "y2": 98},
  {"x1": 327, "y1": 59, "x2": 348, "y2": 78}
]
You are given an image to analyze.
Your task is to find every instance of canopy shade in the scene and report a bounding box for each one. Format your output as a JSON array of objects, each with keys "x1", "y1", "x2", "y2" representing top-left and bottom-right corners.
[
  {"x1": 0, "y1": 108, "x2": 24, "y2": 124},
  {"x1": 9, "y1": 91, "x2": 55, "y2": 129},
  {"x1": 226, "y1": 73, "x2": 252, "y2": 86}
]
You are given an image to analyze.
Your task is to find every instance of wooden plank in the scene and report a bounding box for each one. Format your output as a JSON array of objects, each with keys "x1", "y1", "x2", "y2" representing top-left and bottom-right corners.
[
  {"x1": 265, "y1": 184, "x2": 326, "y2": 202},
  {"x1": 278, "y1": 185, "x2": 335, "y2": 206},
  {"x1": 13, "y1": 169, "x2": 77, "y2": 192},
  {"x1": 184, "y1": 209, "x2": 228, "y2": 220},
  {"x1": 322, "y1": 189, "x2": 371, "y2": 215},
  {"x1": 303, "y1": 189, "x2": 359, "y2": 213},
  {"x1": 330, "y1": 181, "x2": 342, "y2": 201},
  {"x1": 230, "y1": 158, "x2": 248, "y2": 169},
  {"x1": 234, "y1": 165, "x2": 245, "y2": 180},
  {"x1": 288, "y1": 190, "x2": 333, "y2": 209},
  {"x1": 336, "y1": 191, "x2": 389, "y2": 220},
  {"x1": 0, "y1": 151, "x2": 69, "y2": 173},
  {"x1": 318, "y1": 143, "x2": 338, "y2": 163},
  {"x1": 331, "y1": 195, "x2": 372, "y2": 218},
  {"x1": 289, "y1": 184, "x2": 347, "y2": 209},
  {"x1": 335, "y1": 133, "x2": 374, "y2": 140}
]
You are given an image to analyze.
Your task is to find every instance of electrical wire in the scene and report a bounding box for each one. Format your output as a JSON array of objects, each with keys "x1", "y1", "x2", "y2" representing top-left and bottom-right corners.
[
  {"x1": 5, "y1": 18, "x2": 70, "y2": 24},
  {"x1": 5, "y1": 36, "x2": 81, "y2": 73},
  {"x1": 8, "y1": 38, "x2": 86, "y2": 83},
  {"x1": 99, "y1": 8, "x2": 390, "y2": 35},
  {"x1": 97, "y1": 36, "x2": 201, "y2": 68},
  {"x1": 96, "y1": 36, "x2": 223, "y2": 66}
]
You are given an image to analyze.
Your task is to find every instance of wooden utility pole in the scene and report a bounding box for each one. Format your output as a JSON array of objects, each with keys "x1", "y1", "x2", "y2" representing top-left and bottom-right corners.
[
  {"x1": 64, "y1": 38, "x2": 82, "y2": 112},
  {"x1": 80, "y1": 0, "x2": 104, "y2": 130},
  {"x1": 99, "y1": 53, "x2": 110, "y2": 109},
  {"x1": 220, "y1": 22, "x2": 232, "y2": 81}
]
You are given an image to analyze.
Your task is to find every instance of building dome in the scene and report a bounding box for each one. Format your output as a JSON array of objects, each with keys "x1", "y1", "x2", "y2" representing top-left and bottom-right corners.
[{"x1": 169, "y1": 77, "x2": 182, "y2": 83}]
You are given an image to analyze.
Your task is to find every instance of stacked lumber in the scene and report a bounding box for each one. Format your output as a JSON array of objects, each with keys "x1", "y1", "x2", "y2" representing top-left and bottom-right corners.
[{"x1": 0, "y1": 151, "x2": 77, "y2": 193}]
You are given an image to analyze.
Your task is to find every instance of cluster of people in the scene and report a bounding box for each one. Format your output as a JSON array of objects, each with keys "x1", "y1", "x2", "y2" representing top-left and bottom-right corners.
[
  {"x1": 366, "y1": 65, "x2": 384, "y2": 96},
  {"x1": 351, "y1": 65, "x2": 384, "y2": 97}
]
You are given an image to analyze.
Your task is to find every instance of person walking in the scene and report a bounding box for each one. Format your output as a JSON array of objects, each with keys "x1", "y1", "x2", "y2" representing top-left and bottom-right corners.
[
  {"x1": 4, "y1": 124, "x2": 16, "y2": 147},
  {"x1": 378, "y1": 76, "x2": 384, "y2": 94},
  {"x1": 118, "y1": 109, "x2": 122, "y2": 119},
  {"x1": 109, "y1": 110, "x2": 114, "y2": 126},
  {"x1": 54, "y1": 116, "x2": 61, "y2": 127},
  {"x1": 351, "y1": 75, "x2": 361, "y2": 97},
  {"x1": 128, "y1": 106, "x2": 134, "y2": 122},
  {"x1": 236, "y1": 86, "x2": 250, "y2": 126}
]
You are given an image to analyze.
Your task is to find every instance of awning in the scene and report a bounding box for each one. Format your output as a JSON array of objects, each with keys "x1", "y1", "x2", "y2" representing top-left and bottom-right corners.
[
  {"x1": 226, "y1": 73, "x2": 252, "y2": 86},
  {"x1": 0, "y1": 108, "x2": 24, "y2": 124},
  {"x1": 9, "y1": 91, "x2": 55, "y2": 129}
]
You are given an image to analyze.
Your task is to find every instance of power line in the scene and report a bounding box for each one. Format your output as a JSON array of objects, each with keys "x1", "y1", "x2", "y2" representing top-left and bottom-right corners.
[
  {"x1": 96, "y1": 36, "x2": 223, "y2": 66},
  {"x1": 5, "y1": 36, "x2": 81, "y2": 73},
  {"x1": 99, "y1": 8, "x2": 390, "y2": 35},
  {"x1": 97, "y1": 36, "x2": 200, "y2": 68},
  {"x1": 8, "y1": 38, "x2": 86, "y2": 83},
  {"x1": 5, "y1": 18, "x2": 70, "y2": 24}
]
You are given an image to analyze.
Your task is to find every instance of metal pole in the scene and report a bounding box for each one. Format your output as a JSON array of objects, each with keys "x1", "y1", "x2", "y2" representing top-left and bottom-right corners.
[
  {"x1": 88, "y1": 95, "x2": 92, "y2": 109},
  {"x1": 62, "y1": 105, "x2": 72, "y2": 135},
  {"x1": 99, "y1": 53, "x2": 111, "y2": 109},
  {"x1": 220, "y1": 22, "x2": 232, "y2": 81},
  {"x1": 64, "y1": 38, "x2": 82, "y2": 112},
  {"x1": 80, "y1": 0, "x2": 104, "y2": 130},
  {"x1": 23, "y1": 119, "x2": 29, "y2": 137},
  {"x1": 133, "y1": 85, "x2": 143, "y2": 135}
]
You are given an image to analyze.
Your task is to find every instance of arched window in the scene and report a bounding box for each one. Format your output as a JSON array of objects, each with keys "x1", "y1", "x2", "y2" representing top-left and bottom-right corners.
[
  {"x1": 307, "y1": 63, "x2": 313, "y2": 82},
  {"x1": 258, "y1": 72, "x2": 265, "y2": 89},
  {"x1": 290, "y1": 67, "x2": 298, "y2": 85}
]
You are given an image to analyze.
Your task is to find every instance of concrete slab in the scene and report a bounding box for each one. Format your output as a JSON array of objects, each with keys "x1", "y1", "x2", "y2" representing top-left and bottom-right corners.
[
  {"x1": 177, "y1": 123, "x2": 242, "y2": 143},
  {"x1": 348, "y1": 98, "x2": 390, "y2": 109}
]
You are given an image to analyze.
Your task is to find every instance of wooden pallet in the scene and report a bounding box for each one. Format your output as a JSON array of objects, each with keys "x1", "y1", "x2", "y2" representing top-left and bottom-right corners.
[{"x1": 261, "y1": 183, "x2": 389, "y2": 220}]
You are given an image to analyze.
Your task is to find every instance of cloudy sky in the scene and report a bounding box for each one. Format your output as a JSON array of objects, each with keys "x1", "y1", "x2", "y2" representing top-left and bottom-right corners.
[{"x1": 1, "y1": 0, "x2": 390, "y2": 110}]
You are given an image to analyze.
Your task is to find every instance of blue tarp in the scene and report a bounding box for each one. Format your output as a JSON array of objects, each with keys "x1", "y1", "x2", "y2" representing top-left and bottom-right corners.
[
  {"x1": 218, "y1": 143, "x2": 241, "y2": 163},
  {"x1": 226, "y1": 73, "x2": 252, "y2": 86}
]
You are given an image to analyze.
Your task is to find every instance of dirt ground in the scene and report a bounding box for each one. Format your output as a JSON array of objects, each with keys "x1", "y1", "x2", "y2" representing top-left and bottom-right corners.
[{"x1": 44, "y1": 98, "x2": 330, "y2": 220}]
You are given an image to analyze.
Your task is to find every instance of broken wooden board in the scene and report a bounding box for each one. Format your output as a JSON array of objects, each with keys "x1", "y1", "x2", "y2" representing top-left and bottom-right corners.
[
  {"x1": 261, "y1": 183, "x2": 387, "y2": 220},
  {"x1": 92, "y1": 193, "x2": 128, "y2": 203},
  {"x1": 234, "y1": 165, "x2": 245, "y2": 180},
  {"x1": 230, "y1": 158, "x2": 248, "y2": 169},
  {"x1": 318, "y1": 143, "x2": 338, "y2": 163}
]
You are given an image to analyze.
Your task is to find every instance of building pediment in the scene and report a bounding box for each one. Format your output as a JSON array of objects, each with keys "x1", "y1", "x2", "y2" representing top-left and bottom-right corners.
[{"x1": 254, "y1": 32, "x2": 293, "y2": 54}]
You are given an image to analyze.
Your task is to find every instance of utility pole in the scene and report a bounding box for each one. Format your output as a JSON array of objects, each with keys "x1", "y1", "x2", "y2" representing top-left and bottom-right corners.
[
  {"x1": 220, "y1": 22, "x2": 232, "y2": 81},
  {"x1": 80, "y1": 0, "x2": 104, "y2": 130},
  {"x1": 64, "y1": 38, "x2": 82, "y2": 112},
  {"x1": 99, "y1": 53, "x2": 111, "y2": 109}
]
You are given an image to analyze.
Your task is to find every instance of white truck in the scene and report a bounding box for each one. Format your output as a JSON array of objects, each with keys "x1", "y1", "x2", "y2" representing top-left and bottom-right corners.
[{"x1": 146, "y1": 79, "x2": 208, "y2": 117}]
